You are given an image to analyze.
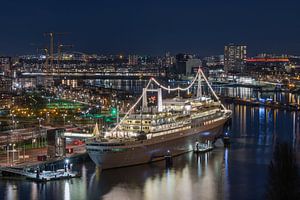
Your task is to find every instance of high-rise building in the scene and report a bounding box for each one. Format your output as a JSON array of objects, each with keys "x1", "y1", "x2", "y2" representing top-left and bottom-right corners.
[
  {"x1": 0, "y1": 56, "x2": 12, "y2": 76},
  {"x1": 0, "y1": 57, "x2": 12, "y2": 93},
  {"x1": 128, "y1": 55, "x2": 138, "y2": 66},
  {"x1": 165, "y1": 52, "x2": 175, "y2": 66},
  {"x1": 0, "y1": 76, "x2": 12, "y2": 93},
  {"x1": 224, "y1": 44, "x2": 247, "y2": 73}
]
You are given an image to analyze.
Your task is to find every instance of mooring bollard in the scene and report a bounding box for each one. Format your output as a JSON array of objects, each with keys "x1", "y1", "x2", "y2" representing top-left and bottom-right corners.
[
  {"x1": 165, "y1": 150, "x2": 173, "y2": 167},
  {"x1": 223, "y1": 132, "x2": 230, "y2": 147}
]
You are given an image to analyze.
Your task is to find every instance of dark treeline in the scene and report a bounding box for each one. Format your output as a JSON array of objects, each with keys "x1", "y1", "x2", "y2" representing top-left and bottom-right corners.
[{"x1": 266, "y1": 143, "x2": 300, "y2": 200}]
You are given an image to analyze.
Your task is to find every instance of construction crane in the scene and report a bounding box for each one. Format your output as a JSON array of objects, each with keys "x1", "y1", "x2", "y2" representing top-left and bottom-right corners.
[
  {"x1": 57, "y1": 44, "x2": 74, "y2": 66},
  {"x1": 43, "y1": 32, "x2": 69, "y2": 67}
]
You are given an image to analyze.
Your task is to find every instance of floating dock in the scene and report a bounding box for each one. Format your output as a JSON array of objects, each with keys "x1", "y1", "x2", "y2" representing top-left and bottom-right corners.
[{"x1": 0, "y1": 167, "x2": 80, "y2": 182}]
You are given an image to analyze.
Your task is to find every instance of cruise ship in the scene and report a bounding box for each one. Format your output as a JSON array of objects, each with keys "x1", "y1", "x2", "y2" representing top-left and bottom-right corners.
[{"x1": 86, "y1": 69, "x2": 232, "y2": 169}]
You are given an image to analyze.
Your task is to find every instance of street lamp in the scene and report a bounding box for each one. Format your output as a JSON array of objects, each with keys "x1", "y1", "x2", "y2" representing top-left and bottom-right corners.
[
  {"x1": 64, "y1": 159, "x2": 70, "y2": 172},
  {"x1": 32, "y1": 138, "x2": 36, "y2": 148},
  {"x1": 36, "y1": 118, "x2": 44, "y2": 147},
  {"x1": 8, "y1": 143, "x2": 16, "y2": 165},
  {"x1": 46, "y1": 112, "x2": 50, "y2": 124},
  {"x1": 7, "y1": 143, "x2": 12, "y2": 165},
  {"x1": 37, "y1": 117, "x2": 44, "y2": 128},
  {"x1": 62, "y1": 114, "x2": 67, "y2": 126}
]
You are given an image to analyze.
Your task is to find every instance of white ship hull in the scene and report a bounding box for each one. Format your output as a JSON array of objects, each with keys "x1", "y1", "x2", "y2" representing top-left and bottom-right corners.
[{"x1": 87, "y1": 116, "x2": 230, "y2": 169}]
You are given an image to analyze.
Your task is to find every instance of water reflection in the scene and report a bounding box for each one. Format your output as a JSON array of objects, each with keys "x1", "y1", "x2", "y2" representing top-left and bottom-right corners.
[{"x1": 1, "y1": 104, "x2": 300, "y2": 200}]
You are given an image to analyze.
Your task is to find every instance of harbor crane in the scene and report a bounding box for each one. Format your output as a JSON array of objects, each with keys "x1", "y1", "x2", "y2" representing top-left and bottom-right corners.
[{"x1": 43, "y1": 32, "x2": 69, "y2": 67}]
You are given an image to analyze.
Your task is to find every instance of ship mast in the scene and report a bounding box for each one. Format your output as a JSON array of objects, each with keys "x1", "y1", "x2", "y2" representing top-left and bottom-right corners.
[
  {"x1": 197, "y1": 72, "x2": 202, "y2": 99},
  {"x1": 106, "y1": 67, "x2": 226, "y2": 138}
]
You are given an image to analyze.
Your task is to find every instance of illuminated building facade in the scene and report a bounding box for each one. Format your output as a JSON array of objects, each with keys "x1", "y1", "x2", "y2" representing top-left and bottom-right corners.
[
  {"x1": 0, "y1": 56, "x2": 11, "y2": 76},
  {"x1": 128, "y1": 55, "x2": 138, "y2": 66},
  {"x1": 246, "y1": 57, "x2": 290, "y2": 73},
  {"x1": 224, "y1": 44, "x2": 247, "y2": 73}
]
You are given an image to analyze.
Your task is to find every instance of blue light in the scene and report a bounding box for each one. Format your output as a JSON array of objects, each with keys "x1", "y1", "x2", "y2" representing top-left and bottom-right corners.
[{"x1": 259, "y1": 98, "x2": 265, "y2": 103}]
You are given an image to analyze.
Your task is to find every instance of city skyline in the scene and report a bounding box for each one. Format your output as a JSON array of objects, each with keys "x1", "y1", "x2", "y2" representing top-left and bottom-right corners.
[{"x1": 1, "y1": 0, "x2": 300, "y2": 56}]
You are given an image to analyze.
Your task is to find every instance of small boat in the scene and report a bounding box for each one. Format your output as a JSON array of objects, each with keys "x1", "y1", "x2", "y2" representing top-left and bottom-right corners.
[
  {"x1": 194, "y1": 141, "x2": 213, "y2": 153},
  {"x1": 26, "y1": 169, "x2": 81, "y2": 182}
]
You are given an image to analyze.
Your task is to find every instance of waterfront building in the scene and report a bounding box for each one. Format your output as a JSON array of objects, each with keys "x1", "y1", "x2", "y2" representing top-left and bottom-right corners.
[
  {"x1": 224, "y1": 44, "x2": 247, "y2": 74},
  {"x1": 246, "y1": 55, "x2": 290, "y2": 73},
  {"x1": 165, "y1": 52, "x2": 175, "y2": 67},
  {"x1": 175, "y1": 53, "x2": 201, "y2": 76},
  {"x1": 203, "y1": 55, "x2": 224, "y2": 68}
]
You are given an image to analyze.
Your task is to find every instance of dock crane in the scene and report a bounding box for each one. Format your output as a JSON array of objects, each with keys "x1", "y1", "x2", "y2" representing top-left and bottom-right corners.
[{"x1": 43, "y1": 32, "x2": 69, "y2": 67}]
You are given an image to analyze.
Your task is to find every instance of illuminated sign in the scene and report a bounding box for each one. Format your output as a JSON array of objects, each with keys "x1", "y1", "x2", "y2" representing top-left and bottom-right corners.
[{"x1": 246, "y1": 58, "x2": 289, "y2": 62}]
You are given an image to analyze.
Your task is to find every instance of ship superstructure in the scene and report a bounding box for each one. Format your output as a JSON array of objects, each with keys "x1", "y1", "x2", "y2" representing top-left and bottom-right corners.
[{"x1": 86, "y1": 68, "x2": 231, "y2": 169}]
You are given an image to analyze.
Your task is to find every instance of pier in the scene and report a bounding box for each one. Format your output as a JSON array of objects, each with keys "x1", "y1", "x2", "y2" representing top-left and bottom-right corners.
[
  {"x1": 220, "y1": 96, "x2": 300, "y2": 111},
  {"x1": 0, "y1": 166, "x2": 80, "y2": 182},
  {"x1": 0, "y1": 151, "x2": 87, "y2": 182}
]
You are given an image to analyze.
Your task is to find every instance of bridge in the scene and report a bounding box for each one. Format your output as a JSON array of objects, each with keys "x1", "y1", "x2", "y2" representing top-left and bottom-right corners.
[{"x1": 19, "y1": 72, "x2": 160, "y2": 80}]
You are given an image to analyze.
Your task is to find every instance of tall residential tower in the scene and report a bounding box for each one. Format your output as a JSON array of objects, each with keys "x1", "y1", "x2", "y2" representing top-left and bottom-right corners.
[{"x1": 224, "y1": 44, "x2": 247, "y2": 73}]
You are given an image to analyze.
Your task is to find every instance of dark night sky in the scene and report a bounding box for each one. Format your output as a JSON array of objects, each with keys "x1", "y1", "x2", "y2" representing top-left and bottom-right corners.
[{"x1": 1, "y1": 0, "x2": 300, "y2": 56}]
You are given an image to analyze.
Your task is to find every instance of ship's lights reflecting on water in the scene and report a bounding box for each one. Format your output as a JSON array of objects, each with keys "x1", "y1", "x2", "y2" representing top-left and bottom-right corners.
[
  {"x1": 31, "y1": 183, "x2": 37, "y2": 200},
  {"x1": 197, "y1": 156, "x2": 202, "y2": 177},
  {"x1": 224, "y1": 148, "x2": 229, "y2": 199},
  {"x1": 7, "y1": 184, "x2": 18, "y2": 200},
  {"x1": 143, "y1": 166, "x2": 195, "y2": 200},
  {"x1": 64, "y1": 181, "x2": 70, "y2": 200}
]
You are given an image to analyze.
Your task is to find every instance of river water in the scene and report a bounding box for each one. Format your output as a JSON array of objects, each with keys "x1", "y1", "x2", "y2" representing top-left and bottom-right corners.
[{"x1": 1, "y1": 102, "x2": 300, "y2": 200}]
